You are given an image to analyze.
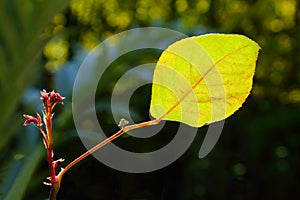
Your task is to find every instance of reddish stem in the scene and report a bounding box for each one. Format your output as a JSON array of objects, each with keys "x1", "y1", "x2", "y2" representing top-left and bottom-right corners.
[
  {"x1": 44, "y1": 108, "x2": 60, "y2": 200},
  {"x1": 24, "y1": 90, "x2": 64, "y2": 200},
  {"x1": 47, "y1": 116, "x2": 55, "y2": 179},
  {"x1": 57, "y1": 118, "x2": 161, "y2": 179}
]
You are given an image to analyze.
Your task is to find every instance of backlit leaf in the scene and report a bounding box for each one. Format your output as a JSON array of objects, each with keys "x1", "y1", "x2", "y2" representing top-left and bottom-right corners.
[{"x1": 150, "y1": 34, "x2": 260, "y2": 127}]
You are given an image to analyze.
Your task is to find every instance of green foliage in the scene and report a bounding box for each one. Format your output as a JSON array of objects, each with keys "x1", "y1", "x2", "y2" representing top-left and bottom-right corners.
[
  {"x1": 1, "y1": 0, "x2": 300, "y2": 199},
  {"x1": 66, "y1": 0, "x2": 300, "y2": 104},
  {"x1": 0, "y1": 1, "x2": 69, "y2": 199},
  {"x1": 4, "y1": 145, "x2": 44, "y2": 200}
]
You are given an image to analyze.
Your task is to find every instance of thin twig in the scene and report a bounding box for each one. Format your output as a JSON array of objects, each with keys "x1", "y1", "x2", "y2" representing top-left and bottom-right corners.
[{"x1": 57, "y1": 118, "x2": 161, "y2": 179}]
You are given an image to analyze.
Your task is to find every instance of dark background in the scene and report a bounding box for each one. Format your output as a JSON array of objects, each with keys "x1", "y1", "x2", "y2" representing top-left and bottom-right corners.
[{"x1": 1, "y1": 0, "x2": 300, "y2": 199}]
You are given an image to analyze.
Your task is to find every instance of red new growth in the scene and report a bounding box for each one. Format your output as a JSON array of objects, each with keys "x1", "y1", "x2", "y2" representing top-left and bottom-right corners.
[
  {"x1": 40, "y1": 90, "x2": 65, "y2": 110},
  {"x1": 23, "y1": 89, "x2": 65, "y2": 200},
  {"x1": 23, "y1": 114, "x2": 40, "y2": 126}
]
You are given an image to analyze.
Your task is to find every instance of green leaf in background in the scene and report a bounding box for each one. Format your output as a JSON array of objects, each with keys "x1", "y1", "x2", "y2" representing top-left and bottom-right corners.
[
  {"x1": 0, "y1": 1, "x2": 70, "y2": 199},
  {"x1": 4, "y1": 145, "x2": 44, "y2": 200},
  {"x1": 150, "y1": 34, "x2": 260, "y2": 127}
]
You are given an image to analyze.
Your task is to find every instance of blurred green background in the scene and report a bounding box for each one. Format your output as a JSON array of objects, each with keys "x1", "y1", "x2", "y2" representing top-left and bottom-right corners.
[{"x1": 1, "y1": 0, "x2": 300, "y2": 199}]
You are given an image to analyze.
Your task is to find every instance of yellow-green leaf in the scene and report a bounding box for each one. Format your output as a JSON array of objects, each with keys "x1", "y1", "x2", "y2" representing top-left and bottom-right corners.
[{"x1": 150, "y1": 34, "x2": 260, "y2": 127}]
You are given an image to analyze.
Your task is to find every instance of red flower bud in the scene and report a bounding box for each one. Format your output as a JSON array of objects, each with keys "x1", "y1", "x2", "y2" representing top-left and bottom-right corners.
[
  {"x1": 55, "y1": 92, "x2": 65, "y2": 104},
  {"x1": 40, "y1": 89, "x2": 51, "y2": 108},
  {"x1": 49, "y1": 91, "x2": 56, "y2": 100},
  {"x1": 40, "y1": 90, "x2": 65, "y2": 108},
  {"x1": 23, "y1": 114, "x2": 39, "y2": 126},
  {"x1": 23, "y1": 113, "x2": 43, "y2": 127},
  {"x1": 40, "y1": 89, "x2": 49, "y2": 101}
]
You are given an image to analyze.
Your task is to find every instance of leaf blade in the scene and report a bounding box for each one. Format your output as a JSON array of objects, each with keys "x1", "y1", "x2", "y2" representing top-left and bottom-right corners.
[{"x1": 150, "y1": 34, "x2": 260, "y2": 127}]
